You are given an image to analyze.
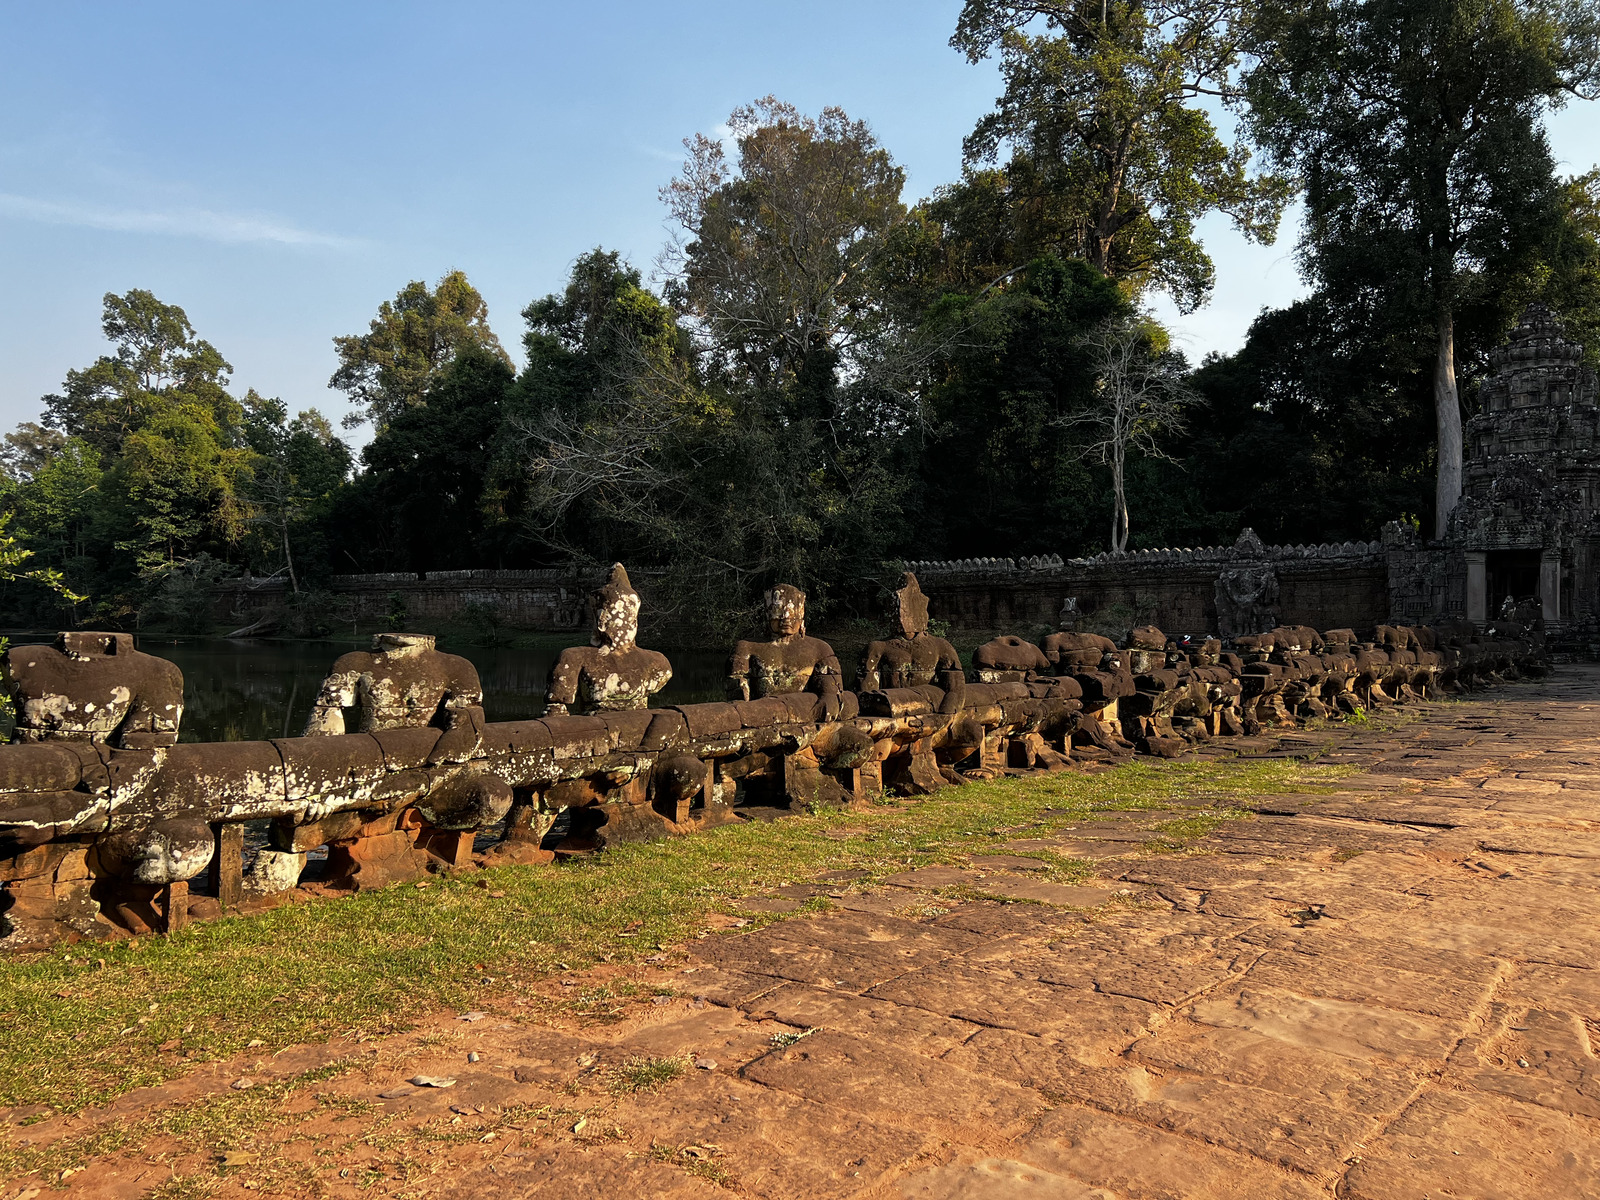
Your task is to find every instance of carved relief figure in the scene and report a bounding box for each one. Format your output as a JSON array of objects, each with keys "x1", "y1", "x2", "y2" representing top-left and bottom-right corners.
[
  {"x1": 727, "y1": 584, "x2": 844, "y2": 716},
  {"x1": 304, "y1": 633, "x2": 483, "y2": 734},
  {"x1": 545, "y1": 564, "x2": 672, "y2": 715},
  {"x1": 858, "y1": 572, "x2": 965, "y2": 713},
  {"x1": 4, "y1": 632, "x2": 184, "y2": 749}
]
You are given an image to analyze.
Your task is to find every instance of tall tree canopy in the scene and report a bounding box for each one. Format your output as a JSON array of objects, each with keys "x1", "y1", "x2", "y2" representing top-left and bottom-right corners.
[
  {"x1": 330, "y1": 270, "x2": 510, "y2": 431},
  {"x1": 1243, "y1": 0, "x2": 1600, "y2": 536},
  {"x1": 952, "y1": 0, "x2": 1289, "y2": 310}
]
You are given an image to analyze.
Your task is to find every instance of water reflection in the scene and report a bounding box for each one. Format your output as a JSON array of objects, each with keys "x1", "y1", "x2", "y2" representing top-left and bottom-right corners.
[{"x1": 4, "y1": 635, "x2": 731, "y2": 744}]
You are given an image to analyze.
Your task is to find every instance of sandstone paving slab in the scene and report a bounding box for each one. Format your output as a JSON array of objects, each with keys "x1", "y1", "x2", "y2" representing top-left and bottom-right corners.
[
  {"x1": 883, "y1": 866, "x2": 981, "y2": 889},
  {"x1": 738, "y1": 1030, "x2": 1047, "y2": 1143},
  {"x1": 608, "y1": 1071, "x2": 933, "y2": 1200},
  {"x1": 966, "y1": 853, "x2": 1053, "y2": 872},
  {"x1": 778, "y1": 909, "x2": 992, "y2": 957},
  {"x1": 675, "y1": 964, "x2": 787, "y2": 1008},
  {"x1": 1341, "y1": 1088, "x2": 1600, "y2": 1200},
  {"x1": 1241, "y1": 925, "x2": 1506, "y2": 987},
  {"x1": 1499, "y1": 961, "x2": 1600, "y2": 1017},
  {"x1": 435, "y1": 1141, "x2": 731, "y2": 1199},
  {"x1": 930, "y1": 899, "x2": 1089, "y2": 939},
  {"x1": 1035, "y1": 1060, "x2": 1383, "y2": 1178},
  {"x1": 1013, "y1": 1105, "x2": 1329, "y2": 1200},
  {"x1": 865, "y1": 963, "x2": 1159, "y2": 1041},
  {"x1": 603, "y1": 1003, "x2": 776, "y2": 1068},
  {"x1": 1445, "y1": 1003, "x2": 1600, "y2": 1119},
  {"x1": 739, "y1": 981, "x2": 984, "y2": 1053},
  {"x1": 1188, "y1": 986, "x2": 1466, "y2": 1062},
  {"x1": 1127, "y1": 1021, "x2": 1419, "y2": 1114},
  {"x1": 826, "y1": 888, "x2": 943, "y2": 916},
  {"x1": 967, "y1": 878, "x2": 1126, "y2": 907},
  {"x1": 1241, "y1": 947, "x2": 1501, "y2": 1020},
  {"x1": 936, "y1": 1002, "x2": 1162, "y2": 1076},
  {"x1": 896, "y1": 1157, "x2": 1116, "y2": 1199},
  {"x1": 692, "y1": 932, "x2": 931, "y2": 993}
]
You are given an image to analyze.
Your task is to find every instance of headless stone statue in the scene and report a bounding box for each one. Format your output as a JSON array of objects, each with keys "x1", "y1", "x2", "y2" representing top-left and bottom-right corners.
[
  {"x1": 304, "y1": 633, "x2": 483, "y2": 735},
  {"x1": 971, "y1": 634, "x2": 1051, "y2": 683},
  {"x1": 3, "y1": 631, "x2": 184, "y2": 749},
  {"x1": 545, "y1": 564, "x2": 672, "y2": 715},
  {"x1": 858, "y1": 573, "x2": 965, "y2": 714},
  {"x1": 727, "y1": 584, "x2": 844, "y2": 717}
]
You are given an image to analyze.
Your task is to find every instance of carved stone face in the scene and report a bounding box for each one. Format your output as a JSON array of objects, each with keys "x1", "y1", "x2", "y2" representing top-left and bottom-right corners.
[
  {"x1": 592, "y1": 564, "x2": 641, "y2": 652},
  {"x1": 765, "y1": 584, "x2": 806, "y2": 639},
  {"x1": 894, "y1": 573, "x2": 930, "y2": 639}
]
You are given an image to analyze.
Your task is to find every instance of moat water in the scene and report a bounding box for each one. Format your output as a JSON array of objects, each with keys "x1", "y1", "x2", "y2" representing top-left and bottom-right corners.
[{"x1": 3, "y1": 635, "x2": 732, "y2": 743}]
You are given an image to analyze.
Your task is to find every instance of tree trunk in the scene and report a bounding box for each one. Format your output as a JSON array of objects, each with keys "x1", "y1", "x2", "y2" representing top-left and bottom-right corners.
[
  {"x1": 1433, "y1": 309, "x2": 1463, "y2": 540},
  {"x1": 1111, "y1": 447, "x2": 1129, "y2": 553},
  {"x1": 282, "y1": 521, "x2": 299, "y2": 595}
]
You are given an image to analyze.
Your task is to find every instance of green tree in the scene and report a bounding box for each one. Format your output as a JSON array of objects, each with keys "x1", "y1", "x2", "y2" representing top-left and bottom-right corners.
[
  {"x1": 331, "y1": 270, "x2": 510, "y2": 432},
  {"x1": 42, "y1": 289, "x2": 240, "y2": 457},
  {"x1": 905, "y1": 256, "x2": 1131, "y2": 559},
  {"x1": 952, "y1": 0, "x2": 1289, "y2": 311},
  {"x1": 662, "y1": 97, "x2": 910, "y2": 403},
  {"x1": 1243, "y1": 0, "x2": 1600, "y2": 536},
  {"x1": 356, "y1": 346, "x2": 515, "y2": 571},
  {"x1": 242, "y1": 393, "x2": 352, "y2": 590}
]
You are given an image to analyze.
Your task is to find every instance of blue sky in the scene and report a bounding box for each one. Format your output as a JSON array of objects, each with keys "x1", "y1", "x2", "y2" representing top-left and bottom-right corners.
[{"x1": 2, "y1": 1, "x2": 1597, "y2": 440}]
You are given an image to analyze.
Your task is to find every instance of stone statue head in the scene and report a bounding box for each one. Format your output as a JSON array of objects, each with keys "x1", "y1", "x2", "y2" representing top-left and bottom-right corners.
[
  {"x1": 592, "y1": 563, "x2": 641, "y2": 651},
  {"x1": 894, "y1": 572, "x2": 930, "y2": 639},
  {"x1": 764, "y1": 584, "x2": 806, "y2": 638},
  {"x1": 371, "y1": 633, "x2": 436, "y2": 657},
  {"x1": 1057, "y1": 597, "x2": 1080, "y2": 632}
]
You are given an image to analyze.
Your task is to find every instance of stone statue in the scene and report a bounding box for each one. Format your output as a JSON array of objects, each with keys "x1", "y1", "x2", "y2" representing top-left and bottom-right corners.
[
  {"x1": 4, "y1": 632, "x2": 184, "y2": 749},
  {"x1": 727, "y1": 584, "x2": 845, "y2": 717},
  {"x1": 545, "y1": 564, "x2": 672, "y2": 715},
  {"x1": 858, "y1": 572, "x2": 965, "y2": 714},
  {"x1": 304, "y1": 633, "x2": 483, "y2": 735},
  {"x1": 971, "y1": 635, "x2": 1051, "y2": 683}
]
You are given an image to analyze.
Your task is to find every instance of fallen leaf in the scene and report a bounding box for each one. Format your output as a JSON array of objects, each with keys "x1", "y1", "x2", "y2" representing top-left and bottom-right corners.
[
  {"x1": 246, "y1": 1038, "x2": 266, "y2": 1048},
  {"x1": 459, "y1": 1010, "x2": 487, "y2": 1022},
  {"x1": 230, "y1": 1078, "x2": 255, "y2": 1090},
  {"x1": 220, "y1": 1151, "x2": 258, "y2": 1168},
  {"x1": 158, "y1": 1039, "x2": 181, "y2": 1052},
  {"x1": 409, "y1": 1075, "x2": 457, "y2": 1088},
  {"x1": 378, "y1": 1086, "x2": 417, "y2": 1099},
  {"x1": 488, "y1": 890, "x2": 506, "y2": 898},
  {"x1": 694, "y1": 1058, "x2": 718, "y2": 1071}
]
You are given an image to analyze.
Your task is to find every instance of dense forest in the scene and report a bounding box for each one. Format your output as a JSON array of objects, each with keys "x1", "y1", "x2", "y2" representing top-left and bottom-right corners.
[{"x1": 4, "y1": 0, "x2": 1599, "y2": 635}]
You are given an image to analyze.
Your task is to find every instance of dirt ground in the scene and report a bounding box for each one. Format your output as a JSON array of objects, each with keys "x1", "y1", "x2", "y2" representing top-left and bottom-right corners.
[{"x1": 7, "y1": 667, "x2": 1600, "y2": 1199}]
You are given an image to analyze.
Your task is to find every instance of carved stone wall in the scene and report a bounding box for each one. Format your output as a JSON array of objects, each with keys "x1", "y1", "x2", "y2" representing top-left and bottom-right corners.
[
  {"x1": 907, "y1": 532, "x2": 1388, "y2": 637},
  {"x1": 214, "y1": 568, "x2": 608, "y2": 632}
]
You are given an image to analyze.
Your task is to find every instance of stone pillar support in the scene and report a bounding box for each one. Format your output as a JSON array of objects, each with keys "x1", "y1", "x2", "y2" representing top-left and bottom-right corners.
[
  {"x1": 1540, "y1": 551, "x2": 1562, "y2": 622},
  {"x1": 1465, "y1": 552, "x2": 1488, "y2": 626}
]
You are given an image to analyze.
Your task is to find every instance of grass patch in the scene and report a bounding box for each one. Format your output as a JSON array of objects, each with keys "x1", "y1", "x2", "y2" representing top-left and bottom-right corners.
[
  {"x1": 0, "y1": 755, "x2": 1351, "y2": 1115},
  {"x1": 607, "y1": 1054, "x2": 691, "y2": 1095}
]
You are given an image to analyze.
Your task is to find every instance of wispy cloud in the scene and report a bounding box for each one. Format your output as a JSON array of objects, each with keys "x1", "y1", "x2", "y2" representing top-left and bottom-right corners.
[{"x1": 0, "y1": 193, "x2": 356, "y2": 247}]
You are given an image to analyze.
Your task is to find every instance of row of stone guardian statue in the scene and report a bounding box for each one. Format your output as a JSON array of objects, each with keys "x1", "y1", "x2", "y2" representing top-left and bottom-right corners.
[{"x1": 0, "y1": 565, "x2": 1545, "y2": 949}]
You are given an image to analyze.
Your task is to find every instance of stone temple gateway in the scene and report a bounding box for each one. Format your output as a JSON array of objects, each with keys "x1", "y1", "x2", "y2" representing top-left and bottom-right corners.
[{"x1": 1389, "y1": 304, "x2": 1600, "y2": 643}]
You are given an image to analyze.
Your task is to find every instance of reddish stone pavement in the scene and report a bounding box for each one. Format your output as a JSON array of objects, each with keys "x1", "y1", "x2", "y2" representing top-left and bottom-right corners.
[{"x1": 16, "y1": 667, "x2": 1600, "y2": 1199}]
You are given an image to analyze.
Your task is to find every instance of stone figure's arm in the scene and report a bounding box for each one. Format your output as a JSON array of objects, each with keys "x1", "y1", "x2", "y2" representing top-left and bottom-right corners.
[
  {"x1": 809, "y1": 646, "x2": 844, "y2": 719},
  {"x1": 858, "y1": 644, "x2": 883, "y2": 693},
  {"x1": 935, "y1": 639, "x2": 966, "y2": 715},
  {"x1": 442, "y1": 657, "x2": 486, "y2": 713},
  {"x1": 544, "y1": 651, "x2": 581, "y2": 716},
  {"x1": 727, "y1": 643, "x2": 754, "y2": 702},
  {"x1": 115, "y1": 661, "x2": 185, "y2": 748},
  {"x1": 1040, "y1": 635, "x2": 1063, "y2": 670},
  {"x1": 303, "y1": 669, "x2": 360, "y2": 736}
]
